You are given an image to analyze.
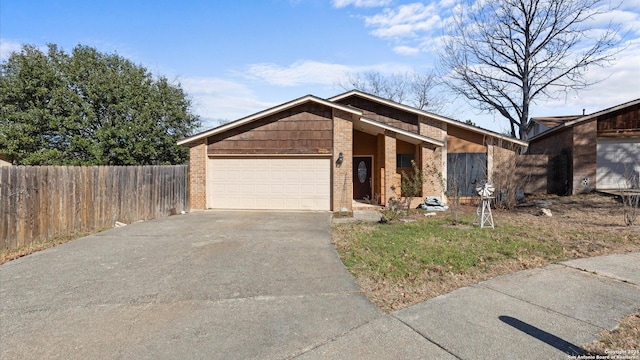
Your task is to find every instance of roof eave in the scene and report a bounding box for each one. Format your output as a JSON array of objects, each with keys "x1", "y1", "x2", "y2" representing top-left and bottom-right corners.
[
  {"x1": 528, "y1": 98, "x2": 640, "y2": 142},
  {"x1": 329, "y1": 90, "x2": 528, "y2": 147}
]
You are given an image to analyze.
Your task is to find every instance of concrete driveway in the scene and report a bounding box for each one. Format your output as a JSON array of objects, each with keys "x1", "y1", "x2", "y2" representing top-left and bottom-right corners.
[{"x1": 0, "y1": 211, "x2": 380, "y2": 360}]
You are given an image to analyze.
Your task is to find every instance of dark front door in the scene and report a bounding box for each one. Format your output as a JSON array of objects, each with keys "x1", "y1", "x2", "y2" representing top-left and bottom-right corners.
[{"x1": 353, "y1": 156, "x2": 372, "y2": 200}]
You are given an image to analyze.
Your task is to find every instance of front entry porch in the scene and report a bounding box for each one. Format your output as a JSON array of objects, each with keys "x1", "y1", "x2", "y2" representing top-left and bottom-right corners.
[{"x1": 351, "y1": 117, "x2": 444, "y2": 207}]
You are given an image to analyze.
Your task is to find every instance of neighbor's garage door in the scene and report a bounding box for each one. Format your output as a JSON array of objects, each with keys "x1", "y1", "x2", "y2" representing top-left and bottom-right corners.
[
  {"x1": 596, "y1": 138, "x2": 640, "y2": 190},
  {"x1": 207, "y1": 158, "x2": 330, "y2": 210}
]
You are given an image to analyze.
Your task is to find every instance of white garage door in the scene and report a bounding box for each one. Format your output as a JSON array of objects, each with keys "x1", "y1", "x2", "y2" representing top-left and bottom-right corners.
[
  {"x1": 596, "y1": 138, "x2": 640, "y2": 190},
  {"x1": 207, "y1": 158, "x2": 331, "y2": 210}
]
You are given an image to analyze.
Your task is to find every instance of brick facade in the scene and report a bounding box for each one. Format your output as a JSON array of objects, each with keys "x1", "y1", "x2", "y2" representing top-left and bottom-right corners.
[
  {"x1": 180, "y1": 92, "x2": 528, "y2": 211},
  {"x1": 188, "y1": 139, "x2": 207, "y2": 210},
  {"x1": 419, "y1": 117, "x2": 446, "y2": 201},
  {"x1": 419, "y1": 144, "x2": 444, "y2": 198},
  {"x1": 528, "y1": 127, "x2": 573, "y2": 194},
  {"x1": 420, "y1": 116, "x2": 446, "y2": 140},
  {"x1": 489, "y1": 140, "x2": 518, "y2": 200},
  {"x1": 571, "y1": 120, "x2": 597, "y2": 194},
  {"x1": 332, "y1": 110, "x2": 353, "y2": 211},
  {"x1": 383, "y1": 130, "x2": 397, "y2": 205}
]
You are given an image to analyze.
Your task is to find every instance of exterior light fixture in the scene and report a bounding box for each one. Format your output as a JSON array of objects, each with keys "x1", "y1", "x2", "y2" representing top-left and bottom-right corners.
[{"x1": 336, "y1": 152, "x2": 344, "y2": 166}]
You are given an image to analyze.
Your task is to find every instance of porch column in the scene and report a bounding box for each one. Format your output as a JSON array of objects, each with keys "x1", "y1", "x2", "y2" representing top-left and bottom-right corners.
[
  {"x1": 419, "y1": 116, "x2": 447, "y2": 202},
  {"x1": 332, "y1": 110, "x2": 353, "y2": 212},
  {"x1": 189, "y1": 139, "x2": 207, "y2": 210},
  {"x1": 421, "y1": 144, "x2": 445, "y2": 199},
  {"x1": 487, "y1": 144, "x2": 495, "y2": 182},
  {"x1": 383, "y1": 130, "x2": 397, "y2": 205}
]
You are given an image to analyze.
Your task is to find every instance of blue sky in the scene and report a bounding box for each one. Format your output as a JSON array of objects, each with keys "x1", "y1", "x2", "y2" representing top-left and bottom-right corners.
[{"x1": 2, "y1": 0, "x2": 639, "y2": 133}]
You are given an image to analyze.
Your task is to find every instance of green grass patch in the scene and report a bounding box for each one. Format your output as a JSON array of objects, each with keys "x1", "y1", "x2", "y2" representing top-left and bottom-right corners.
[{"x1": 335, "y1": 215, "x2": 564, "y2": 282}]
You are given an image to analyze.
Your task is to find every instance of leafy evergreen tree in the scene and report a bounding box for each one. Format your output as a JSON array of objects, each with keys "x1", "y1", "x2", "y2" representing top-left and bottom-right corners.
[{"x1": 0, "y1": 44, "x2": 200, "y2": 165}]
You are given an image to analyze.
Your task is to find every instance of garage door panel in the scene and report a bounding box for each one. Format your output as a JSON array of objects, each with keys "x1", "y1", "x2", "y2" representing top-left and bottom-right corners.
[
  {"x1": 207, "y1": 158, "x2": 330, "y2": 210},
  {"x1": 597, "y1": 139, "x2": 640, "y2": 190}
]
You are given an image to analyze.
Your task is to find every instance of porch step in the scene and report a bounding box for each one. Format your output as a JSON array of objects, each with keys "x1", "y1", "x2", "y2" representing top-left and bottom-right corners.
[{"x1": 352, "y1": 200, "x2": 384, "y2": 210}]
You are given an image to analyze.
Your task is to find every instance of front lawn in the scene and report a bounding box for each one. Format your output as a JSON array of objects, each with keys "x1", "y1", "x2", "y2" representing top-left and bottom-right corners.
[{"x1": 333, "y1": 194, "x2": 640, "y2": 312}]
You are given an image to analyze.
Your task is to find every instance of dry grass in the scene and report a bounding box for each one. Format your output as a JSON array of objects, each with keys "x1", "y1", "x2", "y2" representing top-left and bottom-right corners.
[
  {"x1": 0, "y1": 228, "x2": 107, "y2": 265},
  {"x1": 333, "y1": 193, "x2": 640, "y2": 313},
  {"x1": 334, "y1": 193, "x2": 640, "y2": 350},
  {"x1": 583, "y1": 310, "x2": 640, "y2": 355}
]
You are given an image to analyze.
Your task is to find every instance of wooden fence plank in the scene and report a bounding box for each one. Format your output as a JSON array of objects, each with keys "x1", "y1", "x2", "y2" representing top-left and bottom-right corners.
[
  {"x1": 1, "y1": 165, "x2": 190, "y2": 251},
  {"x1": 0, "y1": 168, "x2": 9, "y2": 248},
  {"x1": 7, "y1": 167, "x2": 17, "y2": 249},
  {"x1": 27, "y1": 167, "x2": 38, "y2": 244},
  {"x1": 39, "y1": 167, "x2": 49, "y2": 242}
]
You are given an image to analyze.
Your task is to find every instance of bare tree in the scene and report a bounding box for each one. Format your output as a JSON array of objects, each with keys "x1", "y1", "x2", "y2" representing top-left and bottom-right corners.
[
  {"x1": 338, "y1": 70, "x2": 445, "y2": 112},
  {"x1": 439, "y1": 0, "x2": 622, "y2": 139}
]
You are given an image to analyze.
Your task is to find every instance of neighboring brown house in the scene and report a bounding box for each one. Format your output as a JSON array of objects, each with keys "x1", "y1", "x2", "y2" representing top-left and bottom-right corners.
[
  {"x1": 528, "y1": 99, "x2": 640, "y2": 195},
  {"x1": 525, "y1": 115, "x2": 581, "y2": 140},
  {"x1": 178, "y1": 90, "x2": 527, "y2": 211}
]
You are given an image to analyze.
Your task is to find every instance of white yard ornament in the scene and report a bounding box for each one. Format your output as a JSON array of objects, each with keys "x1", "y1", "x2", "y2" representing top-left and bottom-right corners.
[{"x1": 474, "y1": 181, "x2": 495, "y2": 229}]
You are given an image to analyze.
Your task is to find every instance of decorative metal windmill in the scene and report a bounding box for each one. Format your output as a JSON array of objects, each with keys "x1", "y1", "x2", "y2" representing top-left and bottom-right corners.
[{"x1": 473, "y1": 180, "x2": 495, "y2": 229}]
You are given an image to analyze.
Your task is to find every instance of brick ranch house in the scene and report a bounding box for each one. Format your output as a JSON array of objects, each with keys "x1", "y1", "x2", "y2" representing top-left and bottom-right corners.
[
  {"x1": 527, "y1": 98, "x2": 640, "y2": 195},
  {"x1": 178, "y1": 90, "x2": 527, "y2": 211}
]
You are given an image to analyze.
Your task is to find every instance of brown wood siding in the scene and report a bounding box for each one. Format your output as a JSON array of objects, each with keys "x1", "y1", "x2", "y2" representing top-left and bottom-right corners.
[
  {"x1": 597, "y1": 104, "x2": 640, "y2": 137},
  {"x1": 353, "y1": 130, "x2": 377, "y2": 156},
  {"x1": 397, "y1": 140, "x2": 415, "y2": 154},
  {"x1": 334, "y1": 95, "x2": 419, "y2": 133},
  {"x1": 207, "y1": 103, "x2": 333, "y2": 155},
  {"x1": 447, "y1": 126, "x2": 487, "y2": 153}
]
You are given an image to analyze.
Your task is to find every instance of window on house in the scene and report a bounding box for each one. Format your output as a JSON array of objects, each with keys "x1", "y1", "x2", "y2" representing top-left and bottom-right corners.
[
  {"x1": 447, "y1": 153, "x2": 487, "y2": 197},
  {"x1": 397, "y1": 153, "x2": 415, "y2": 168}
]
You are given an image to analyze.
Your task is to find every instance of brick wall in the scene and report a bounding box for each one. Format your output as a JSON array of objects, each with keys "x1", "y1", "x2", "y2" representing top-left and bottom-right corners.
[
  {"x1": 332, "y1": 110, "x2": 353, "y2": 211},
  {"x1": 421, "y1": 144, "x2": 444, "y2": 198},
  {"x1": 516, "y1": 154, "x2": 549, "y2": 194},
  {"x1": 528, "y1": 127, "x2": 573, "y2": 195},
  {"x1": 188, "y1": 139, "x2": 207, "y2": 210},
  {"x1": 491, "y1": 143, "x2": 517, "y2": 202},
  {"x1": 419, "y1": 117, "x2": 446, "y2": 200},
  {"x1": 376, "y1": 134, "x2": 386, "y2": 202},
  {"x1": 571, "y1": 120, "x2": 597, "y2": 194},
  {"x1": 383, "y1": 130, "x2": 397, "y2": 205},
  {"x1": 420, "y1": 116, "x2": 446, "y2": 140}
]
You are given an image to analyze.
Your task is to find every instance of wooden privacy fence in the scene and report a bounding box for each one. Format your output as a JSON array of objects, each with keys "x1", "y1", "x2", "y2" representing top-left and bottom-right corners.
[{"x1": 0, "y1": 165, "x2": 189, "y2": 251}]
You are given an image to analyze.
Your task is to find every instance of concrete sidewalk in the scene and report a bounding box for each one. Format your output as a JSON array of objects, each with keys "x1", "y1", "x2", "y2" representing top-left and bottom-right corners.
[{"x1": 299, "y1": 252, "x2": 640, "y2": 359}]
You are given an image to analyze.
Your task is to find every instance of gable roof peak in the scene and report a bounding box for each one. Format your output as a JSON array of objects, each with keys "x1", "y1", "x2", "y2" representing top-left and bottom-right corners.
[{"x1": 177, "y1": 94, "x2": 361, "y2": 146}]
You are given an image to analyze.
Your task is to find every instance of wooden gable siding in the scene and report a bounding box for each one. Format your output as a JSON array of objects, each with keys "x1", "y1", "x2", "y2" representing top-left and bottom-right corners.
[
  {"x1": 207, "y1": 103, "x2": 333, "y2": 155},
  {"x1": 447, "y1": 125, "x2": 487, "y2": 153},
  {"x1": 597, "y1": 103, "x2": 640, "y2": 137},
  {"x1": 334, "y1": 96, "x2": 419, "y2": 133}
]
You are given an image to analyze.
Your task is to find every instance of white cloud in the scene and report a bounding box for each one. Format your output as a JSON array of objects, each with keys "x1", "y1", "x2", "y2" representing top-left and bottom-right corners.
[
  {"x1": 243, "y1": 60, "x2": 352, "y2": 86},
  {"x1": 438, "y1": 0, "x2": 456, "y2": 7},
  {"x1": 242, "y1": 60, "x2": 414, "y2": 87},
  {"x1": 180, "y1": 77, "x2": 274, "y2": 122},
  {"x1": 393, "y1": 45, "x2": 420, "y2": 55},
  {"x1": 331, "y1": 0, "x2": 391, "y2": 8},
  {"x1": 180, "y1": 77, "x2": 250, "y2": 95},
  {"x1": 364, "y1": 3, "x2": 441, "y2": 39},
  {"x1": 0, "y1": 39, "x2": 22, "y2": 61}
]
